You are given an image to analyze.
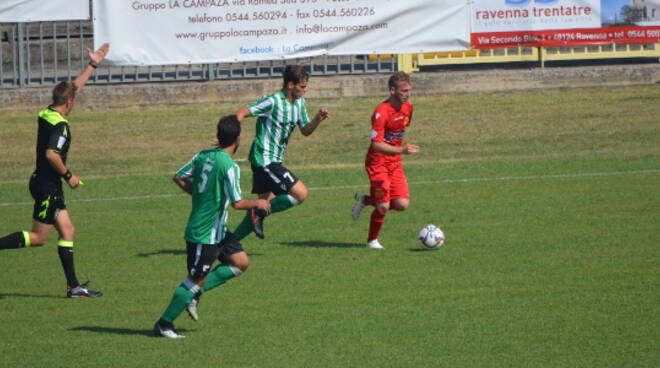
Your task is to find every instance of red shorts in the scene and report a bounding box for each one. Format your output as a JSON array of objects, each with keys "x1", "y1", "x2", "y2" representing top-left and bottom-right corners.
[{"x1": 366, "y1": 162, "x2": 409, "y2": 204}]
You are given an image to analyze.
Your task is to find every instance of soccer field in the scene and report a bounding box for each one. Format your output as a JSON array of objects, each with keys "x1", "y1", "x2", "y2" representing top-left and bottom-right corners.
[{"x1": 1, "y1": 85, "x2": 658, "y2": 367}]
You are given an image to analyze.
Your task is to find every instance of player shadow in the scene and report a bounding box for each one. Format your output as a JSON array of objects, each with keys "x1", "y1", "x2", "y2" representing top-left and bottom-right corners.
[
  {"x1": 136, "y1": 249, "x2": 265, "y2": 258},
  {"x1": 279, "y1": 240, "x2": 364, "y2": 248},
  {"x1": 70, "y1": 326, "x2": 191, "y2": 337},
  {"x1": 135, "y1": 249, "x2": 186, "y2": 258},
  {"x1": 0, "y1": 293, "x2": 63, "y2": 300}
]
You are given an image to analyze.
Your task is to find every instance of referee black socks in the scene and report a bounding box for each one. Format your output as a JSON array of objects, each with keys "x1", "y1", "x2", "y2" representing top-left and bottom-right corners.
[{"x1": 0, "y1": 231, "x2": 28, "y2": 250}]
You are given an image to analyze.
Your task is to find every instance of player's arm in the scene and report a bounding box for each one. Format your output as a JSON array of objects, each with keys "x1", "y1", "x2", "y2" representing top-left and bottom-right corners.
[
  {"x1": 300, "y1": 108, "x2": 330, "y2": 136},
  {"x1": 235, "y1": 107, "x2": 253, "y2": 122},
  {"x1": 46, "y1": 150, "x2": 81, "y2": 189},
  {"x1": 172, "y1": 174, "x2": 192, "y2": 195},
  {"x1": 370, "y1": 141, "x2": 419, "y2": 155},
  {"x1": 231, "y1": 198, "x2": 271, "y2": 215},
  {"x1": 369, "y1": 107, "x2": 418, "y2": 155},
  {"x1": 72, "y1": 43, "x2": 110, "y2": 96}
]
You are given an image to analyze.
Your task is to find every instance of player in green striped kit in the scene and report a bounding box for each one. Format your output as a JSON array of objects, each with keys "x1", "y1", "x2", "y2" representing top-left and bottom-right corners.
[
  {"x1": 233, "y1": 65, "x2": 330, "y2": 240},
  {"x1": 154, "y1": 115, "x2": 270, "y2": 339}
]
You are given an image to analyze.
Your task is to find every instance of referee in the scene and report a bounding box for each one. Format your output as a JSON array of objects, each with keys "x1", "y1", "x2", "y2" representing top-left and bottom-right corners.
[{"x1": 0, "y1": 43, "x2": 110, "y2": 298}]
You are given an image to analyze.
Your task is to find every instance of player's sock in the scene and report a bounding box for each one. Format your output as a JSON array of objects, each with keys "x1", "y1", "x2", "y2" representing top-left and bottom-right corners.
[
  {"x1": 234, "y1": 194, "x2": 300, "y2": 240},
  {"x1": 267, "y1": 194, "x2": 299, "y2": 214},
  {"x1": 0, "y1": 231, "x2": 30, "y2": 250},
  {"x1": 363, "y1": 195, "x2": 376, "y2": 207},
  {"x1": 368, "y1": 208, "x2": 386, "y2": 241},
  {"x1": 233, "y1": 213, "x2": 253, "y2": 240},
  {"x1": 57, "y1": 242, "x2": 80, "y2": 288},
  {"x1": 160, "y1": 279, "x2": 198, "y2": 323},
  {"x1": 199, "y1": 264, "x2": 242, "y2": 294}
]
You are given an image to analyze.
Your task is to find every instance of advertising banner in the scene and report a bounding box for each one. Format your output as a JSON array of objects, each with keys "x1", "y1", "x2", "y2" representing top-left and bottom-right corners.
[
  {"x1": 0, "y1": 0, "x2": 89, "y2": 22},
  {"x1": 471, "y1": 0, "x2": 601, "y2": 33},
  {"x1": 471, "y1": 0, "x2": 660, "y2": 48},
  {"x1": 471, "y1": 25, "x2": 660, "y2": 48},
  {"x1": 93, "y1": 0, "x2": 470, "y2": 66}
]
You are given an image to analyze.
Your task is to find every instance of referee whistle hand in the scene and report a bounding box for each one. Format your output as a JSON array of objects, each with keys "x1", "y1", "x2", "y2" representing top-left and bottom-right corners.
[{"x1": 67, "y1": 175, "x2": 82, "y2": 189}]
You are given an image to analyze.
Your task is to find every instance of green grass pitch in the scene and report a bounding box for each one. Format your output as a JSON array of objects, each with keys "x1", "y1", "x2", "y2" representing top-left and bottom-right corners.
[{"x1": 0, "y1": 85, "x2": 658, "y2": 367}]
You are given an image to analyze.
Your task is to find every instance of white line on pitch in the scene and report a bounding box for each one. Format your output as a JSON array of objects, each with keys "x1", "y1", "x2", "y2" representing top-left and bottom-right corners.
[{"x1": 0, "y1": 169, "x2": 658, "y2": 207}]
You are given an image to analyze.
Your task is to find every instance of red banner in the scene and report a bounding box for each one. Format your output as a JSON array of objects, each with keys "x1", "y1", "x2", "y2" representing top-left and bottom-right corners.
[{"x1": 471, "y1": 26, "x2": 660, "y2": 49}]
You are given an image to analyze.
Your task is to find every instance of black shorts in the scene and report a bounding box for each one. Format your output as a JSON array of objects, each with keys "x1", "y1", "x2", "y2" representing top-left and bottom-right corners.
[
  {"x1": 29, "y1": 174, "x2": 66, "y2": 225},
  {"x1": 251, "y1": 163, "x2": 299, "y2": 195},
  {"x1": 186, "y1": 232, "x2": 244, "y2": 279}
]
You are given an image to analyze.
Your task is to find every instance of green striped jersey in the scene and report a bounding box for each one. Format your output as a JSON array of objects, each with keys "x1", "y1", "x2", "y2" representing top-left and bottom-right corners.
[
  {"x1": 247, "y1": 90, "x2": 310, "y2": 167},
  {"x1": 176, "y1": 148, "x2": 242, "y2": 244}
]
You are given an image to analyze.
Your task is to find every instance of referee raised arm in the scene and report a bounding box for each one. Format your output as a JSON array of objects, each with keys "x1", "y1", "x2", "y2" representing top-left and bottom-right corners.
[{"x1": 0, "y1": 43, "x2": 110, "y2": 298}]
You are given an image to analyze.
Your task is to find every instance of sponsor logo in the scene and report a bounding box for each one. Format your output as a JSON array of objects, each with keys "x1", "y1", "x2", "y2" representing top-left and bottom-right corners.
[{"x1": 385, "y1": 131, "x2": 406, "y2": 141}]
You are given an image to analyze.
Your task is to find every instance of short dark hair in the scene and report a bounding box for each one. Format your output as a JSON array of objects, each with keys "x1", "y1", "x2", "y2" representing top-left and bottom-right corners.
[
  {"x1": 217, "y1": 115, "x2": 241, "y2": 148},
  {"x1": 282, "y1": 65, "x2": 309, "y2": 89},
  {"x1": 388, "y1": 71, "x2": 411, "y2": 90},
  {"x1": 52, "y1": 81, "x2": 77, "y2": 106}
]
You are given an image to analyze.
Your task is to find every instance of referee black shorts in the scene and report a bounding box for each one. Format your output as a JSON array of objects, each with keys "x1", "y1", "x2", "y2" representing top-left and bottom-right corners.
[
  {"x1": 29, "y1": 174, "x2": 66, "y2": 225},
  {"x1": 251, "y1": 163, "x2": 299, "y2": 195}
]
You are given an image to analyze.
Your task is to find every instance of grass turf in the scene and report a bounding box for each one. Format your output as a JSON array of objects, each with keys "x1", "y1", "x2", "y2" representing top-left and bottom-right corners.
[{"x1": 0, "y1": 85, "x2": 658, "y2": 367}]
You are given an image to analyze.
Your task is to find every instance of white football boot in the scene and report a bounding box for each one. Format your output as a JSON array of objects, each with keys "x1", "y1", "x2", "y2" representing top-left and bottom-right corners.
[
  {"x1": 352, "y1": 192, "x2": 366, "y2": 220},
  {"x1": 367, "y1": 239, "x2": 384, "y2": 249},
  {"x1": 186, "y1": 294, "x2": 200, "y2": 322},
  {"x1": 153, "y1": 320, "x2": 185, "y2": 339}
]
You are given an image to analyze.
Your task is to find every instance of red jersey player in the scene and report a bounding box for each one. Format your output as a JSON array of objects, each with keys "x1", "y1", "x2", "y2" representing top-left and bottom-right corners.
[{"x1": 352, "y1": 72, "x2": 419, "y2": 249}]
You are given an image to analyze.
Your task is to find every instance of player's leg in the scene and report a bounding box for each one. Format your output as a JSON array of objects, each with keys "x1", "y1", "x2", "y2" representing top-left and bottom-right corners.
[
  {"x1": 234, "y1": 164, "x2": 274, "y2": 240},
  {"x1": 0, "y1": 221, "x2": 52, "y2": 250},
  {"x1": 155, "y1": 242, "x2": 219, "y2": 338},
  {"x1": 388, "y1": 165, "x2": 410, "y2": 212},
  {"x1": 235, "y1": 164, "x2": 303, "y2": 240},
  {"x1": 54, "y1": 209, "x2": 102, "y2": 298},
  {"x1": 201, "y1": 233, "x2": 247, "y2": 293},
  {"x1": 352, "y1": 191, "x2": 377, "y2": 220},
  {"x1": 187, "y1": 233, "x2": 246, "y2": 321},
  {"x1": 0, "y1": 183, "x2": 57, "y2": 249},
  {"x1": 366, "y1": 170, "x2": 391, "y2": 249},
  {"x1": 234, "y1": 192, "x2": 274, "y2": 240}
]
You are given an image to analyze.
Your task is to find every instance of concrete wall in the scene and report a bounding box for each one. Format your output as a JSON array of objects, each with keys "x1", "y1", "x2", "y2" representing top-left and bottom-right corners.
[{"x1": 1, "y1": 63, "x2": 659, "y2": 111}]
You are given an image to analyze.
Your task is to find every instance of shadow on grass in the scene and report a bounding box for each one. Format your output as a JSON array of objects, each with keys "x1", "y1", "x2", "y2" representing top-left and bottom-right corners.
[
  {"x1": 136, "y1": 249, "x2": 265, "y2": 258},
  {"x1": 0, "y1": 293, "x2": 62, "y2": 299},
  {"x1": 136, "y1": 249, "x2": 186, "y2": 257},
  {"x1": 280, "y1": 240, "x2": 364, "y2": 248},
  {"x1": 70, "y1": 326, "x2": 191, "y2": 337}
]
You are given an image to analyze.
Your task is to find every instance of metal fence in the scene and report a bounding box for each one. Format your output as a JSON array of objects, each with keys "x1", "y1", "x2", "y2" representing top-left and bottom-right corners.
[{"x1": 0, "y1": 21, "x2": 398, "y2": 88}]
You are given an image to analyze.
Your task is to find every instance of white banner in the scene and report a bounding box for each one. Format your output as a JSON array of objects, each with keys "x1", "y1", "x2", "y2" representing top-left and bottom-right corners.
[
  {"x1": 0, "y1": 0, "x2": 89, "y2": 22},
  {"x1": 471, "y1": 0, "x2": 601, "y2": 33},
  {"x1": 93, "y1": 0, "x2": 470, "y2": 66}
]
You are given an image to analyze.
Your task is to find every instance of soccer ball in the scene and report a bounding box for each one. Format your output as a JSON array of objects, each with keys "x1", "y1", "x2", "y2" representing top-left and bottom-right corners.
[{"x1": 418, "y1": 224, "x2": 445, "y2": 250}]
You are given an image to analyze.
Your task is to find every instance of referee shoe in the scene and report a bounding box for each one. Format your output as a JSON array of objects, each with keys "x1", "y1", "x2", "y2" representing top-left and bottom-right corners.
[{"x1": 66, "y1": 281, "x2": 103, "y2": 298}]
